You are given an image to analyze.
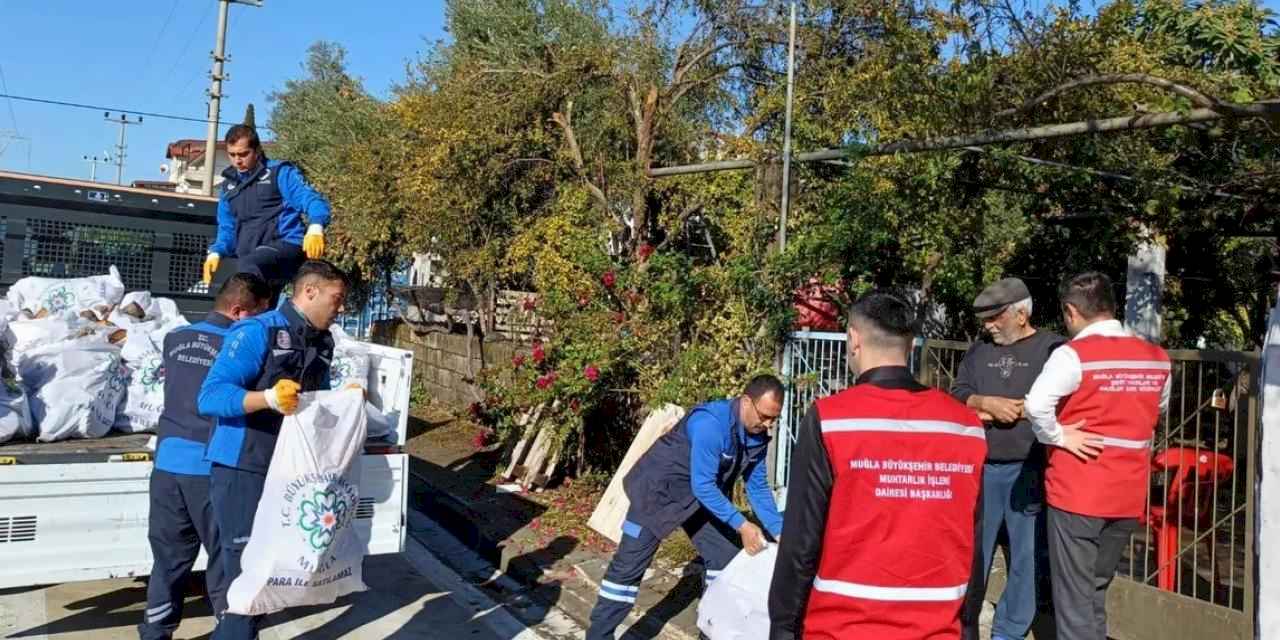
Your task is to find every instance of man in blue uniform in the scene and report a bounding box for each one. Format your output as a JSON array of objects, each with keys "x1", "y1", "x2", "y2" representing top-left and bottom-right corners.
[
  {"x1": 198, "y1": 260, "x2": 348, "y2": 640},
  {"x1": 202, "y1": 125, "x2": 331, "y2": 297},
  {"x1": 137, "y1": 273, "x2": 272, "y2": 640},
  {"x1": 586, "y1": 375, "x2": 786, "y2": 640}
]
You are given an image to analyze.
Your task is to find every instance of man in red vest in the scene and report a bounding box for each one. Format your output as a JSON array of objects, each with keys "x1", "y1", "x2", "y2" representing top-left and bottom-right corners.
[
  {"x1": 1024, "y1": 272, "x2": 1171, "y2": 640},
  {"x1": 770, "y1": 292, "x2": 988, "y2": 640}
]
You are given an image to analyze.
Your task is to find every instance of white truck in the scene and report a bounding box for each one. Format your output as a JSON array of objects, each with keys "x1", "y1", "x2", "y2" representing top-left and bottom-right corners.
[{"x1": 0, "y1": 171, "x2": 411, "y2": 589}]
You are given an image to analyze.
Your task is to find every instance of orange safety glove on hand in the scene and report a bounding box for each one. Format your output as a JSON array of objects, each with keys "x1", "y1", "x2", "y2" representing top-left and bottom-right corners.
[
  {"x1": 264, "y1": 379, "x2": 301, "y2": 415},
  {"x1": 303, "y1": 224, "x2": 325, "y2": 259},
  {"x1": 202, "y1": 253, "x2": 220, "y2": 285}
]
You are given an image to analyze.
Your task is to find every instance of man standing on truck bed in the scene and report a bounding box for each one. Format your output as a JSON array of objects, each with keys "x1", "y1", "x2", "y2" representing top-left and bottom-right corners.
[
  {"x1": 138, "y1": 273, "x2": 272, "y2": 640},
  {"x1": 202, "y1": 124, "x2": 331, "y2": 298},
  {"x1": 198, "y1": 260, "x2": 348, "y2": 640}
]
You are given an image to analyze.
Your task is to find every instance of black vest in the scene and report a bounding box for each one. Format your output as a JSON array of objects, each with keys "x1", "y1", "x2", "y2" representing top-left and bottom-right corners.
[
  {"x1": 221, "y1": 159, "x2": 288, "y2": 258},
  {"x1": 622, "y1": 399, "x2": 768, "y2": 538}
]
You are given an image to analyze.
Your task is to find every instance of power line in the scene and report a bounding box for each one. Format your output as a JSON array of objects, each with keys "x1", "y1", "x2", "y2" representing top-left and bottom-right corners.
[
  {"x1": 0, "y1": 62, "x2": 20, "y2": 134},
  {"x1": 0, "y1": 92, "x2": 274, "y2": 132},
  {"x1": 164, "y1": 0, "x2": 218, "y2": 106},
  {"x1": 137, "y1": 0, "x2": 186, "y2": 87}
]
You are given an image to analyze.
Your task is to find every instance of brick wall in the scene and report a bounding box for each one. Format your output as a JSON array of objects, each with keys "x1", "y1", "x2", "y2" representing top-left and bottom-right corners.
[{"x1": 371, "y1": 320, "x2": 523, "y2": 409}]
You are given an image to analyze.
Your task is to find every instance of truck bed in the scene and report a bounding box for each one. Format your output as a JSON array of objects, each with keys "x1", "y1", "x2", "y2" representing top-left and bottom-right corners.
[{"x1": 0, "y1": 432, "x2": 153, "y2": 464}]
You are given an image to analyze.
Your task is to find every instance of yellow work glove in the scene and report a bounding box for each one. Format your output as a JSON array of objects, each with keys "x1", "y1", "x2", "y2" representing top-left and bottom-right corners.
[
  {"x1": 202, "y1": 253, "x2": 220, "y2": 285},
  {"x1": 263, "y1": 379, "x2": 302, "y2": 415},
  {"x1": 303, "y1": 224, "x2": 325, "y2": 259}
]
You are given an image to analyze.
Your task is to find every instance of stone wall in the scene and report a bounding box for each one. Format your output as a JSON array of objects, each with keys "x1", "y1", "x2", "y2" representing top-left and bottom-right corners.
[{"x1": 371, "y1": 320, "x2": 523, "y2": 409}]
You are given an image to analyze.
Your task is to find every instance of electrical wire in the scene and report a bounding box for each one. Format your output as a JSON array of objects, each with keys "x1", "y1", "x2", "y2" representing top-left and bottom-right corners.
[{"x1": 0, "y1": 92, "x2": 273, "y2": 132}]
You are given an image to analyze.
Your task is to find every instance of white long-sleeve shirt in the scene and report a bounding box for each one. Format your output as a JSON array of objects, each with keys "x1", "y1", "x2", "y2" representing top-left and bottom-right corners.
[{"x1": 1024, "y1": 319, "x2": 1173, "y2": 446}]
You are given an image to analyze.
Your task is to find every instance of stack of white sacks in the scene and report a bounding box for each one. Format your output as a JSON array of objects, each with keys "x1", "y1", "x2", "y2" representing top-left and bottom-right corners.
[{"x1": 0, "y1": 267, "x2": 388, "y2": 444}]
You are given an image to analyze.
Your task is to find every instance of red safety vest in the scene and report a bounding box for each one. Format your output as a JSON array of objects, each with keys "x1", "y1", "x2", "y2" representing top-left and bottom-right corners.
[
  {"x1": 1045, "y1": 334, "x2": 1170, "y2": 518},
  {"x1": 804, "y1": 385, "x2": 986, "y2": 640}
]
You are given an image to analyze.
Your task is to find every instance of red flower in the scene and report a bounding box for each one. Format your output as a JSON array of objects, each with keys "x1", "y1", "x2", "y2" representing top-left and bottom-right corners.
[
  {"x1": 584, "y1": 365, "x2": 600, "y2": 382},
  {"x1": 535, "y1": 372, "x2": 558, "y2": 389},
  {"x1": 521, "y1": 296, "x2": 537, "y2": 311},
  {"x1": 570, "y1": 399, "x2": 581, "y2": 413},
  {"x1": 512, "y1": 354, "x2": 526, "y2": 367},
  {"x1": 471, "y1": 428, "x2": 495, "y2": 450},
  {"x1": 637, "y1": 243, "x2": 655, "y2": 260},
  {"x1": 602, "y1": 271, "x2": 616, "y2": 288},
  {"x1": 611, "y1": 311, "x2": 626, "y2": 324},
  {"x1": 532, "y1": 342, "x2": 546, "y2": 363}
]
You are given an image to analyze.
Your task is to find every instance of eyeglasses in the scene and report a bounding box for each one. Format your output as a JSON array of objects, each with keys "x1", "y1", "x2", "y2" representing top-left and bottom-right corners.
[{"x1": 749, "y1": 396, "x2": 781, "y2": 426}]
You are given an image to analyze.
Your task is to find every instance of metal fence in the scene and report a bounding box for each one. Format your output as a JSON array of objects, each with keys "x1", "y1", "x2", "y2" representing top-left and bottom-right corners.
[{"x1": 775, "y1": 332, "x2": 1259, "y2": 639}]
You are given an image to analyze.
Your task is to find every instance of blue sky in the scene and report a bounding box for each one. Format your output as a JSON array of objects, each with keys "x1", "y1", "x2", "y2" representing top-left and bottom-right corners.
[{"x1": 0, "y1": 1, "x2": 450, "y2": 183}]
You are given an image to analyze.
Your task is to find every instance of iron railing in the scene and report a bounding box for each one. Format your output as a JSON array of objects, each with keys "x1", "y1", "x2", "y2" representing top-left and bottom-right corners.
[{"x1": 775, "y1": 332, "x2": 1258, "y2": 639}]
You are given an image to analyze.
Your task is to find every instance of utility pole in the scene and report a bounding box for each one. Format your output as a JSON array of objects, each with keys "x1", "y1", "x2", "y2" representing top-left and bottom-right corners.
[
  {"x1": 104, "y1": 112, "x2": 142, "y2": 185},
  {"x1": 0, "y1": 130, "x2": 29, "y2": 165},
  {"x1": 202, "y1": 0, "x2": 263, "y2": 196},
  {"x1": 83, "y1": 153, "x2": 110, "y2": 182}
]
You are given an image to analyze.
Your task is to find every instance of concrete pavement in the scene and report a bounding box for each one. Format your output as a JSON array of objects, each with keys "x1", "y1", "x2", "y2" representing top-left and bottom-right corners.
[{"x1": 0, "y1": 533, "x2": 557, "y2": 640}]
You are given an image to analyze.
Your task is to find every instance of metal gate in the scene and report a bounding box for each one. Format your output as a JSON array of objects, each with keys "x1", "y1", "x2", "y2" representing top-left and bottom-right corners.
[{"x1": 775, "y1": 334, "x2": 1259, "y2": 640}]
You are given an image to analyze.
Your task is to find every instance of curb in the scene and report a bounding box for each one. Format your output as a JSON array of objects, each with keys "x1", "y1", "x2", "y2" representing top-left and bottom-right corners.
[{"x1": 409, "y1": 472, "x2": 699, "y2": 640}]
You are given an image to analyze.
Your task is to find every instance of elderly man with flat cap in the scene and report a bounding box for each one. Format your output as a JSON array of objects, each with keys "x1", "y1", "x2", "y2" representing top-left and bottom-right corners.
[{"x1": 950, "y1": 277, "x2": 1065, "y2": 640}]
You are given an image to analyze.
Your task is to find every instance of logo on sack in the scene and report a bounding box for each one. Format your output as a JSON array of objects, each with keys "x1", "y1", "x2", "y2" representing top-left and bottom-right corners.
[
  {"x1": 139, "y1": 355, "x2": 165, "y2": 393},
  {"x1": 282, "y1": 473, "x2": 358, "y2": 560},
  {"x1": 276, "y1": 330, "x2": 292, "y2": 350},
  {"x1": 41, "y1": 286, "x2": 77, "y2": 313},
  {"x1": 330, "y1": 356, "x2": 352, "y2": 387}
]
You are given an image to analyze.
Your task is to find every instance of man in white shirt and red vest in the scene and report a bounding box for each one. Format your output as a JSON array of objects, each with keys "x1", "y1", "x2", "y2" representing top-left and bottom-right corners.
[
  {"x1": 770, "y1": 292, "x2": 988, "y2": 640},
  {"x1": 1024, "y1": 271, "x2": 1171, "y2": 640}
]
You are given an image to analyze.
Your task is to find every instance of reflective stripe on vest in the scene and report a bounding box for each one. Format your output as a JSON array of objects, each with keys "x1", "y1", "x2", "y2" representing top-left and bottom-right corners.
[
  {"x1": 1099, "y1": 436, "x2": 1151, "y2": 449},
  {"x1": 820, "y1": 418, "x2": 985, "y2": 440},
  {"x1": 813, "y1": 577, "x2": 968, "y2": 602},
  {"x1": 1080, "y1": 360, "x2": 1171, "y2": 372}
]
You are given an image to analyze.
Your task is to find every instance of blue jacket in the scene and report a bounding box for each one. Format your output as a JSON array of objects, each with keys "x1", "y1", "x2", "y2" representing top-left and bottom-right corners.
[
  {"x1": 210, "y1": 157, "x2": 331, "y2": 258},
  {"x1": 623, "y1": 399, "x2": 783, "y2": 539},
  {"x1": 199, "y1": 301, "x2": 333, "y2": 473},
  {"x1": 154, "y1": 312, "x2": 233, "y2": 476}
]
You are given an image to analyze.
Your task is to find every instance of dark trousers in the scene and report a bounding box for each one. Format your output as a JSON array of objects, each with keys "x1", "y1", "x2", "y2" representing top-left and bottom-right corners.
[
  {"x1": 138, "y1": 470, "x2": 223, "y2": 640},
  {"x1": 232, "y1": 242, "x2": 306, "y2": 301},
  {"x1": 586, "y1": 510, "x2": 742, "y2": 640},
  {"x1": 209, "y1": 464, "x2": 267, "y2": 640},
  {"x1": 981, "y1": 461, "x2": 1043, "y2": 640},
  {"x1": 1047, "y1": 506, "x2": 1137, "y2": 640}
]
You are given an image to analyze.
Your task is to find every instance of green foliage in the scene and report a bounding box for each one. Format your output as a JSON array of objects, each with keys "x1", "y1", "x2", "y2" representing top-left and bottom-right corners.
[{"x1": 268, "y1": 0, "x2": 1280, "y2": 470}]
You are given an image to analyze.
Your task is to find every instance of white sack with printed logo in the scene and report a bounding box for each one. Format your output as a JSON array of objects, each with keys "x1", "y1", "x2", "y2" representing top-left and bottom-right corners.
[
  {"x1": 113, "y1": 312, "x2": 190, "y2": 434},
  {"x1": 19, "y1": 334, "x2": 127, "y2": 442},
  {"x1": 327, "y1": 325, "x2": 391, "y2": 439},
  {"x1": 328, "y1": 325, "x2": 370, "y2": 390},
  {"x1": 696, "y1": 545, "x2": 777, "y2": 640},
  {"x1": 6, "y1": 266, "x2": 126, "y2": 320},
  {"x1": 226, "y1": 388, "x2": 369, "y2": 615}
]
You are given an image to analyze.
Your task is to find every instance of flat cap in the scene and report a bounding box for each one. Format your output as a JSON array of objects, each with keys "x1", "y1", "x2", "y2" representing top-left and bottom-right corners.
[{"x1": 973, "y1": 277, "x2": 1030, "y2": 319}]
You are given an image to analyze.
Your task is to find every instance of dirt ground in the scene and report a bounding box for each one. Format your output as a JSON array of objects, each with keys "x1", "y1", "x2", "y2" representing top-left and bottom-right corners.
[{"x1": 404, "y1": 402, "x2": 697, "y2": 564}]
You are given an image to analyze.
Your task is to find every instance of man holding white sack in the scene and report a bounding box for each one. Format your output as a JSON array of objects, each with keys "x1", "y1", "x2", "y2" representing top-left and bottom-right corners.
[
  {"x1": 770, "y1": 292, "x2": 987, "y2": 640},
  {"x1": 585, "y1": 375, "x2": 785, "y2": 640},
  {"x1": 198, "y1": 260, "x2": 348, "y2": 640},
  {"x1": 138, "y1": 273, "x2": 272, "y2": 640}
]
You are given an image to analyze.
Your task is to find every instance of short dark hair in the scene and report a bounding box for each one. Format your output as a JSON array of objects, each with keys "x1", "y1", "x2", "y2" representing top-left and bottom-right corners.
[
  {"x1": 744, "y1": 374, "x2": 785, "y2": 402},
  {"x1": 224, "y1": 124, "x2": 261, "y2": 150},
  {"x1": 1059, "y1": 271, "x2": 1116, "y2": 319},
  {"x1": 215, "y1": 272, "x2": 271, "y2": 311},
  {"x1": 848, "y1": 291, "x2": 916, "y2": 350},
  {"x1": 292, "y1": 260, "x2": 350, "y2": 291}
]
